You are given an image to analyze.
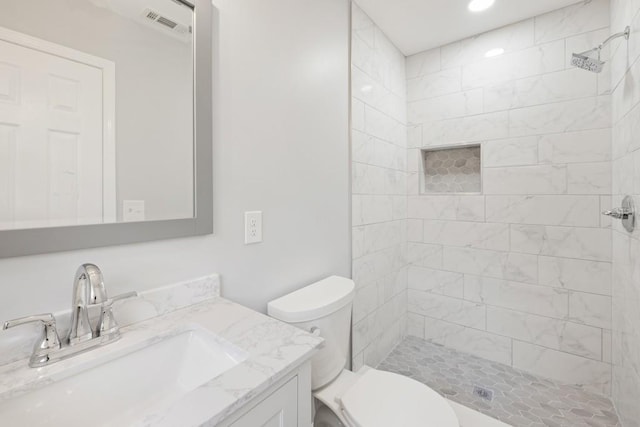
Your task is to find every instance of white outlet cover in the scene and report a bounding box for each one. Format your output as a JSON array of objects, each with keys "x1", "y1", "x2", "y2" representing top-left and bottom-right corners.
[
  {"x1": 123, "y1": 200, "x2": 145, "y2": 222},
  {"x1": 244, "y1": 211, "x2": 262, "y2": 244}
]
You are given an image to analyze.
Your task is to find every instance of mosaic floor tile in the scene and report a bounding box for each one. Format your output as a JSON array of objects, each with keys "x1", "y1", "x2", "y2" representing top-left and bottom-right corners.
[{"x1": 378, "y1": 336, "x2": 621, "y2": 427}]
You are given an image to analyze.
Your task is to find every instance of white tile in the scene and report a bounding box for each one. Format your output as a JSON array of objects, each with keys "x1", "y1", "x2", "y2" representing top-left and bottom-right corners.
[
  {"x1": 353, "y1": 283, "x2": 378, "y2": 324},
  {"x1": 407, "y1": 242, "x2": 443, "y2": 269},
  {"x1": 351, "y1": 2, "x2": 374, "y2": 48},
  {"x1": 423, "y1": 112, "x2": 509, "y2": 146},
  {"x1": 443, "y1": 247, "x2": 538, "y2": 284},
  {"x1": 408, "y1": 290, "x2": 485, "y2": 328},
  {"x1": 408, "y1": 266, "x2": 463, "y2": 298},
  {"x1": 510, "y1": 225, "x2": 612, "y2": 261},
  {"x1": 392, "y1": 196, "x2": 406, "y2": 220},
  {"x1": 486, "y1": 306, "x2": 602, "y2": 360},
  {"x1": 364, "y1": 106, "x2": 404, "y2": 145},
  {"x1": 407, "y1": 219, "x2": 423, "y2": 242},
  {"x1": 353, "y1": 67, "x2": 405, "y2": 123},
  {"x1": 364, "y1": 320, "x2": 402, "y2": 367},
  {"x1": 483, "y1": 165, "x2": 567, "y2": 195},
  {"x1": 483, "y1": 137, "x2": 538, "y2": 167},
  {"x1": 407, "y1": 125, "x2": 422, "y2": 148},
  {"x1": 353, "y1": 245, "x2": 405, "y2": 284},
  {"x1": 567, "y1": 162, "x2": 612, "y2": 194},
  {"x1": 422, "y1": 220, "x2": 509, "y2": 251},
  {"x1": 534, "y1": 0, "x2": 610, "y2": 44},
  {"x1": 512, "y1": 341, "x2": 611, "y2": 395},
  {"x1": 406, "y1": 312, "x2": 425, "y2": 338},
  {"x1": 352, "y1": 98, "x2": 365, "y2": 132},
  {"x1": 408, "y1": 196, "x2": 485, "y2": 222},
  {"x1": 603, "y1": 328, "x2": 612, "y2": 363},
  {"x1": 462, "y1": 41, "x2": 565, "y2": 89},
  {"x1": 407, "y1": 68, "x2": 462, "y2": 102},
  {"x1": 538, "y1": 256, "x2": 611, "y2": 295},
  {"x1": 464, "y1": 275, "x2": 568, "y2": 319},
  {"x1": 484, "y1": 68, "x2": 597, "y2": 112},
  {"x1": 486, "y1": 195, "x2": 600, "y2": 227},
  {"x1": 538, "y1": 129, "x2": 611, "y2": 164},
  {"x1": 408, "y1": 89, "x2": 483, "y2": 124},
  {"x1": 352, "y1": 195, "x2": 393, "y2": 226},
  {"x1": 351, "y1": 31, "x2": 377, "y2": 81},
  {"x1": 423, "y1": 317, "x2": 512, "y2": 365},
  {"x1": 509, "y1": 96, "x2": 611, "y2": 137},
  {"x1": 441, "y1": 19, "x2": 535, "y2": 69},
  {"x1": 352, "y1": 163, "x2": 385, "y2": 195},
  {"x1": 569, "y1": 292, "x2": 612, "y2": 329},
  {"x1": 405, "y1": 48, "x2": 441, "y2": 79},
  {"x1": 352, "y1": 226, "x2": 365, "y2": 259},
  {"x1": 361, "y1": 221, "x2": 404, "y2": 255},
  {"x1": 407, "y1": 148, "x2": 420, "y2": 173}
]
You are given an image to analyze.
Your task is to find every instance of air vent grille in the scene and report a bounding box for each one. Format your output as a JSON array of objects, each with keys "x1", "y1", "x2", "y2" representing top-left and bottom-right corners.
[
  {"x1": 142, "y1": 8, "x2": 189, "y2": 35},
  {"x1": 156, "y1": 16, "x2": 178, "y2": 29}
]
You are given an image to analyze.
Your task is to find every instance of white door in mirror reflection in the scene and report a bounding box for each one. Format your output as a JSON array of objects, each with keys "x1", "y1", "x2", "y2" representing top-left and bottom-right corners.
[{"x1": 0, "y1": 33, "x2": 115, "y2": 230}]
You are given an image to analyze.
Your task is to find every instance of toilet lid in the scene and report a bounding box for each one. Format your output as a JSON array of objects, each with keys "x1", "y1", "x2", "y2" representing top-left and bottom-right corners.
[{"x1": 340, "y1": 369, "x2": 459, "y2": 427}]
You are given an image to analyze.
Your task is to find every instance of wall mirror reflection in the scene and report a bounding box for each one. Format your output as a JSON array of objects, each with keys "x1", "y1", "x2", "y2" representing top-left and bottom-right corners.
[{"x1": 0, "y1": 0, "x2": 195, "y2": 231}]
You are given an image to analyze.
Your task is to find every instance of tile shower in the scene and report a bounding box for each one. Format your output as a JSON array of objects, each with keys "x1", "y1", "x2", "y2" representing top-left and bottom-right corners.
[{"x1": 352, "y1": 0, "x2": 640, "y2": 425}]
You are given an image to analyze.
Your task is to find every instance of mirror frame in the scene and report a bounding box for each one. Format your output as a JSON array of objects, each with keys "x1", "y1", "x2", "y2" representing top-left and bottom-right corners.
[{"x1": 0, "y1": 0, "x2": 213, "y2": 258}]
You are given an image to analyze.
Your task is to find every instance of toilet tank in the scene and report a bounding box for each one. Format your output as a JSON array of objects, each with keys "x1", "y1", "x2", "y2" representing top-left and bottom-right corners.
[{"x1": 267, "y1": 276, "x2": 355, "y2": 390}]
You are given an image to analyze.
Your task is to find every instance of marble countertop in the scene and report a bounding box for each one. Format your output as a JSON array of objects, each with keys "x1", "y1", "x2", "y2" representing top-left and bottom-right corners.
[{"x1": 0, "y1": 291, "x2": 323, "y2": 426}]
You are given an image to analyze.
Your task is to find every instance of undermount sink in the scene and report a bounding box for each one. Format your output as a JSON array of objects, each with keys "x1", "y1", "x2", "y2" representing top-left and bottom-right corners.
[{"x1": 0, "y1": 326, "x2": 248, "y2": 427}]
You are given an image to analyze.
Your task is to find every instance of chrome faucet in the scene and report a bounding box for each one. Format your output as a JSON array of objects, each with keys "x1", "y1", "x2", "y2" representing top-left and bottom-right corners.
[
  {"x1": 68, "y1": 263, "x2": 108, "y2": 344},
  {"x1": 3, "y1": 263, "x2": 137, "y2": 367}
]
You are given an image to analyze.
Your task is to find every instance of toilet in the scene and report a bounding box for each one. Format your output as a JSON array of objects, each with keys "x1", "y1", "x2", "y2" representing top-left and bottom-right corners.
[{"x1": 267, "y1": 276, "x2": 460, "y2": 427}]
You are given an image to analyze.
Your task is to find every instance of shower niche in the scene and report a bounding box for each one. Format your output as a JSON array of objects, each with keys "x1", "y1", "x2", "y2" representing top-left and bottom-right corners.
[{"x1": 420, "y1": 145, "x2": 481, "y2": 194}]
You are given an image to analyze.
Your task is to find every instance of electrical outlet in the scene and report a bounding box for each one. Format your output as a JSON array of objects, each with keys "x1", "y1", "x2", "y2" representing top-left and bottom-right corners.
[
  {"x1": 123, "y1": 200, "x2": 145, "y2": 222},
  {"x1": 244, "y1": 211, "x2": 262, "y2": 244}
]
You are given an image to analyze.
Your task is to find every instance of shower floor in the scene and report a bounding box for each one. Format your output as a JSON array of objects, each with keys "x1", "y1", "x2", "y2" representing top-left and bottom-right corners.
[{"x1": 378, "y1": 336, "x2": 621, "y2": 427}]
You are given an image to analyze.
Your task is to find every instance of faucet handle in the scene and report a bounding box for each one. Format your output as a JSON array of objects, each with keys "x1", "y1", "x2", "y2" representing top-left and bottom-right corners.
[
  {"x1": 3, "y1": 313, "x2": 61, "y2": 367},
  {"x1": 97, "y1": 291, "x2": 138, "y2": 339}
]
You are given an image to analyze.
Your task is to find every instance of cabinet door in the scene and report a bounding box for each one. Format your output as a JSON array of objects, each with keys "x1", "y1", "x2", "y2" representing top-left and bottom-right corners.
[{"x1": 230, "y1": 376, "x2": 298, "y2": 427}]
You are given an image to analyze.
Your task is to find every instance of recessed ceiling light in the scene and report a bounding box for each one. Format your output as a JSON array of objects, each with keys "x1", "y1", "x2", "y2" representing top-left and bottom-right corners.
[
  {"x1": 485, "y1": 47, "x2": 505, "y2": 58},
  {"x1": 468, "y1": 0, "x2": 495, "y2": 12}
]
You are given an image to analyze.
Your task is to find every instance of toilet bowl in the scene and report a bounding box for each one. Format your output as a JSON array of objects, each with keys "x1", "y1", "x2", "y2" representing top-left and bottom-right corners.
[{"x1": 267, "y1": 276, "x2": 459, "y2": 427}]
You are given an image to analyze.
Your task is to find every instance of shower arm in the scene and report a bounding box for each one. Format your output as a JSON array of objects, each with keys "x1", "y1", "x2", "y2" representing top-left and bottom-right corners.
[{"x1": 578, "y1": 26, "x2": 630, "y2": 56}]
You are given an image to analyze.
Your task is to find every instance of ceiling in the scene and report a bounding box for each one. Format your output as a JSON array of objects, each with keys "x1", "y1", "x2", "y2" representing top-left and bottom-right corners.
[{"x1": 355, "y1": 0, "x2": 584, "y2": 55}]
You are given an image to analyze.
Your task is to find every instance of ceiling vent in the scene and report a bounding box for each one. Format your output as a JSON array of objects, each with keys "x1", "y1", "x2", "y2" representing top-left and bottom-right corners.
[{"x1": 142, "y1": 8, "x2": 191, "y2": 35}]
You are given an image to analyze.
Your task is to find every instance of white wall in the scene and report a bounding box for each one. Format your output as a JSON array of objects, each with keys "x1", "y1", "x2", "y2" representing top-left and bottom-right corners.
[
  {"x1": 351, "y1": 2, "x2": 408, "y2": 369},
  {"x1": 610, "y1": 0, "x2": 640, "y2": 424},
  {"x1": 405, "y1": 0, "x2": 613, "y2": 394},
  {"x1": 0, "y1": 0, "x2": 351, "y2": 322}
]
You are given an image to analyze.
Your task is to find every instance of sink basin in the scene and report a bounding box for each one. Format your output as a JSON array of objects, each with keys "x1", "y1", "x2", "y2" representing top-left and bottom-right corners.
[{"x1": 0, "y1": 326, "x2": 248, "y2": 426}]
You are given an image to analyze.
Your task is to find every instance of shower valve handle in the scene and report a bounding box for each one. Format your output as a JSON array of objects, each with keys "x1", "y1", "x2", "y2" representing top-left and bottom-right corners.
[
  {"x1": 602, "y1": 207, "x2": 632, "y2": 219},
  {"x1": 602, "y1": 196, "x2": 635, "y2": 233}
]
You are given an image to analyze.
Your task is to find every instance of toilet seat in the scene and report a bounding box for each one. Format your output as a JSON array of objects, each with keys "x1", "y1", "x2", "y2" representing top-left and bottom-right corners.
[{"x1": 314, "y1": 367, "x2": 459, "y2": 427}]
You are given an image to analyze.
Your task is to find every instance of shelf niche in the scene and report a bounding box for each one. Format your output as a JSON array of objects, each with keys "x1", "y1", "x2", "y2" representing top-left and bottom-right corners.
[{"x1": 421, "y1": 145, "x2": 481, "y2": 194}]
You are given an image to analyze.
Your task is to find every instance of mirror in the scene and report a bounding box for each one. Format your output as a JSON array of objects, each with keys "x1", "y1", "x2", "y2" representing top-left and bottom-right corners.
[{"x1": 0, "y1": 0, "x2": 212, "y2": 257}]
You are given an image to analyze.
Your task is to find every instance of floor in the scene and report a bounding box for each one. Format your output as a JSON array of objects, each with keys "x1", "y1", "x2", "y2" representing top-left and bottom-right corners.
[{"x1": 378, "y1": 336, "x2": 621, "y2": 427}]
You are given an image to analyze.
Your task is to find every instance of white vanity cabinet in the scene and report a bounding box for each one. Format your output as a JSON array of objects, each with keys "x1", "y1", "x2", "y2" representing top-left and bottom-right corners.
[{"x1": 216, "y1": 361, "x2": 313, "y2": 427}]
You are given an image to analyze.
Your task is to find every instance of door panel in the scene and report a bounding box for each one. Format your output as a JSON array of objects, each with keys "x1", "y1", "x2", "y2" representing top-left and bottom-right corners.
[{"x1": 0, "y1": 38, "x2": 104, "y2": 229}]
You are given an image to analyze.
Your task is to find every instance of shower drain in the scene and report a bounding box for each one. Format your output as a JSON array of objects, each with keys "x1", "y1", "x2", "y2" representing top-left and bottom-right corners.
[{"x1": 472, "y1": 385, "x2": 494, "y2": 401}]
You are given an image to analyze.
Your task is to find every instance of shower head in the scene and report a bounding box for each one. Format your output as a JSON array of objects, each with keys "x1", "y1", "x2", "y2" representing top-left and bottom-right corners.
[
  {"x1": 571, "y1": 26, "x2": 630, "y2": 73},
  {"x1": 571, "y1": 52, "x2": 605, "y2": 73}
]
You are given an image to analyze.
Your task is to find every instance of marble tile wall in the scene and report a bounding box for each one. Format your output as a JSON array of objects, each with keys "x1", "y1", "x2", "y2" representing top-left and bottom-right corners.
[
  {"x1": 610, "y1": 0, "x2": 640, "y2": 425},
  {"x1": 405, "y1": 0, "x2": 613, "y2": 395},
  {"x1": 351, "y1": 2, "x2": 408, "y2": 369}
]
